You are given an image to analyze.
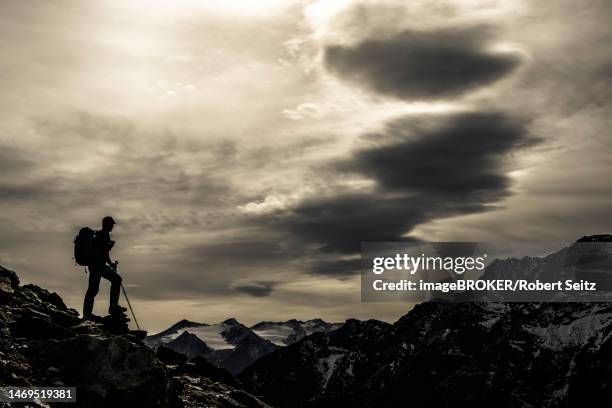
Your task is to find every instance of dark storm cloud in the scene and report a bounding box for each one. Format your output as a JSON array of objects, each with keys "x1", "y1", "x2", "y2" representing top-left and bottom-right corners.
[
  {"x1": 283, "y1": 193, "x2": 425, "y2": 254},
  {"x1": 0, "y1": 183, "x2": 46, "y2": 200},
  {"x1": 0, "y1": 145, "x2": 49, "y2": 201},
  {"x1": 281, "y1": 190, "x2": 490, "y2": 257},
  {"x1": 0, "y1": 146, "x2": 35, "y2": 173},
  {"x1": 267, "y1": 112, "x2": 540, "y2": 263},
  {"x1": 324, "y1": 26, "x2": 521, "y2": 99},
  {"x1": 348, "y1": 112, "x2": 539, "y2": 197},
  {"x1": 180, "y1": 241, "x2": 299, "y2": 264},
  {"x1": 305, "y1": 258, "x2": 362, "y2": 278},
  {"x1": 232, "y1": 281, "x2": 278, "y2": 297}
]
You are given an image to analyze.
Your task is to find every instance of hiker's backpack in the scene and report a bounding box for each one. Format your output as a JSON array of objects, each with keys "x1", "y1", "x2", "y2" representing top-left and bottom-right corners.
[{"x1": 74, "y1": 227, "x2": 96, "y2": 266}]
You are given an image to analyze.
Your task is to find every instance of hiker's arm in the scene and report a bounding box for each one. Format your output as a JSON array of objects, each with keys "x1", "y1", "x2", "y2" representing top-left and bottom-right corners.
[{"x1": 105, "y1": 240, "x2": 114, "y2": 265}]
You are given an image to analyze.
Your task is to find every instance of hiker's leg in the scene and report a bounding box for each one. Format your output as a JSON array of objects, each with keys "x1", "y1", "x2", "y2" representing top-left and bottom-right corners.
[
  {"x1": 83, "y1": 267, "x2": 102, "y2": 316},
  {"x1": 100, "y1": 265, "x2": 122, "y2": 308}
]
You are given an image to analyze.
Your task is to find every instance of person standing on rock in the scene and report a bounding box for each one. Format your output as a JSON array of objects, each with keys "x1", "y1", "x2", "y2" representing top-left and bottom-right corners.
[{"x1": 83, "y1": 216, "x2": 127, "y2": 319}]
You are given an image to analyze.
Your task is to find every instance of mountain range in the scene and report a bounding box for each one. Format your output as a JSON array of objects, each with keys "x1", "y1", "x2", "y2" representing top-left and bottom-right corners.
[
  {"x1": 3, "y1": 235, "x2": 612, "y2": 407},
  {"x1": 145, "y1": 317, "x2": 343, "y2": 374},
  {"x1": 237, "y1": 235, "x2": 612, "y2": 407}
]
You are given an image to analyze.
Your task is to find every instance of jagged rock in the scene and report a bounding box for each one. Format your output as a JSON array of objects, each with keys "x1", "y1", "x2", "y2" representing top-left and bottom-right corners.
[
  {"x1": 157, "y1": 345, "x2": 189, "y2": 365},
  {"x1": 0, "y1": 265, "x2": 19, "y2": 288},
  {"x1": 21, "y1": 284, "x2": 69, "y2": 311},
  {"x1": 10, "y1": 314, "x2": 75, "y2": 340},
  {"x1": 100, "y1": 311, "x2": 130, "y2": 335},
  {"x1": 0, "y1": 277, "x2": 13, "y2": 301},
  {"x1": 169, "y1": 375, "x2": 272, "y2": 408},
  {"x1": 190, "y1": 356, "x2": 236, "y2": 386},
  {"x1": 577, "y1": 234, "x2": 612, "y2": 242},
  {"x1": 70, "y1": 320, "x2": 106, "y2": 336},
  {"x1": 0, "y1": 344, "x2": 33, "y2": 387},
  {"x1": 42, "y1": 307, "x2": 81, "y2": 328},
  {"x1": 129, "y1": 329, "x2": 148, "y2": 340},
  {"x1": 0, "y1": 264, "x2": 272, "y2": 408},
  {"x1": 158, "y1": 347, "x2": 237, "y2": 386},
  {"x1": 10, "y1": 286, "x2": 81, "y2": 330},
  {"x1": 27, "y1": 335, "x2": 168, "y2": 408},
  {"x1": 0, "y1": 309, "x2": 14, "y2": 326}
]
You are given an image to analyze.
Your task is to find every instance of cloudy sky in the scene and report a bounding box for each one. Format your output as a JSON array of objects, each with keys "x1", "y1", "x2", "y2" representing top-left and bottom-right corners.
[{"x1": 1, "y1": 0, "x2": 611, "y2": 332}]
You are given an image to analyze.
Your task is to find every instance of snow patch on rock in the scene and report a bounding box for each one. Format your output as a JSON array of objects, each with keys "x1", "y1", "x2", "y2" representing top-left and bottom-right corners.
[{"x1": 526, "y1": 313, "x2": 612, "y2": 350}]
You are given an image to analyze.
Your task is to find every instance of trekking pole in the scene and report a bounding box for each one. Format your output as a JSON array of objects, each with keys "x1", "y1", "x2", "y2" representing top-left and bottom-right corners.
[{"x1": 120, "y1": 283, "x2": 141, "y2": 331}]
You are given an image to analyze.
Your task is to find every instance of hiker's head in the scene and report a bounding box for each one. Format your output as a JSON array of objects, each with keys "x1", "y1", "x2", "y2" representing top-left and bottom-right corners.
[{"x1": 102, "y1": 216, "x2": 116, "y2": 231}]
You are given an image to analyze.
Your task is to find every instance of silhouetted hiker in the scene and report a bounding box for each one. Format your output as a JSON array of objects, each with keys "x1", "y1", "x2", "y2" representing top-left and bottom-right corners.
[{"x1": 83, "y1": 216, "x2": 127, "y2": 319}]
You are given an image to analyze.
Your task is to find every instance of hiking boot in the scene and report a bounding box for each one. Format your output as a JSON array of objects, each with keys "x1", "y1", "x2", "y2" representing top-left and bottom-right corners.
[
  {"x1": 108, "y1": 305, "x2": 127, "y2": 314},
  {"x1": 83, "y1": 313, "x2": 101, "y2": 321}
]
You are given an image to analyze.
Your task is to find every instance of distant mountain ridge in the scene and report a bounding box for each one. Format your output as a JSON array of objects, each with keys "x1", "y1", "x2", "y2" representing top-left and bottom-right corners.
[
  {"x1": 145, "y1": 317, "x2": 343, "y2": 374},
  {"x1": 251, "y1": 318, "x2": 343, "y2": 346}
]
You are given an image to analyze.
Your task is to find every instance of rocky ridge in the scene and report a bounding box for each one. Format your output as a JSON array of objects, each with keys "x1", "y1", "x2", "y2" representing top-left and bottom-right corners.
[{"x1": 0, "y1": 265, "x2": 271, "y2": 408}]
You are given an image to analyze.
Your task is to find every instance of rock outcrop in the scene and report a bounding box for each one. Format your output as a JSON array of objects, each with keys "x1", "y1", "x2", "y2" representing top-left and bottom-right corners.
[{"x1": 0, "y1": 265, "x2": 272, "y2": 408}]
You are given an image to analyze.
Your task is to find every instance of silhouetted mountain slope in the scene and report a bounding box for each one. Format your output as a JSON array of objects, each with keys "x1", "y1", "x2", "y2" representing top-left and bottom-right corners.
[
  {"x1": 0, "y1": 265, "x2": 271, "y2": 408},
  {"x1": 242, "y1": 319, "x2": 394, "y2": 406},
  {"x1": 167, "y1": 331, "x2": 213, "y2": 359},
  {"x1": 240, "y1": 236, "x2": 612, "y2": 408},
  {"x1": 145, "y1": 319, "x2": 209, "y2": 347}
]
